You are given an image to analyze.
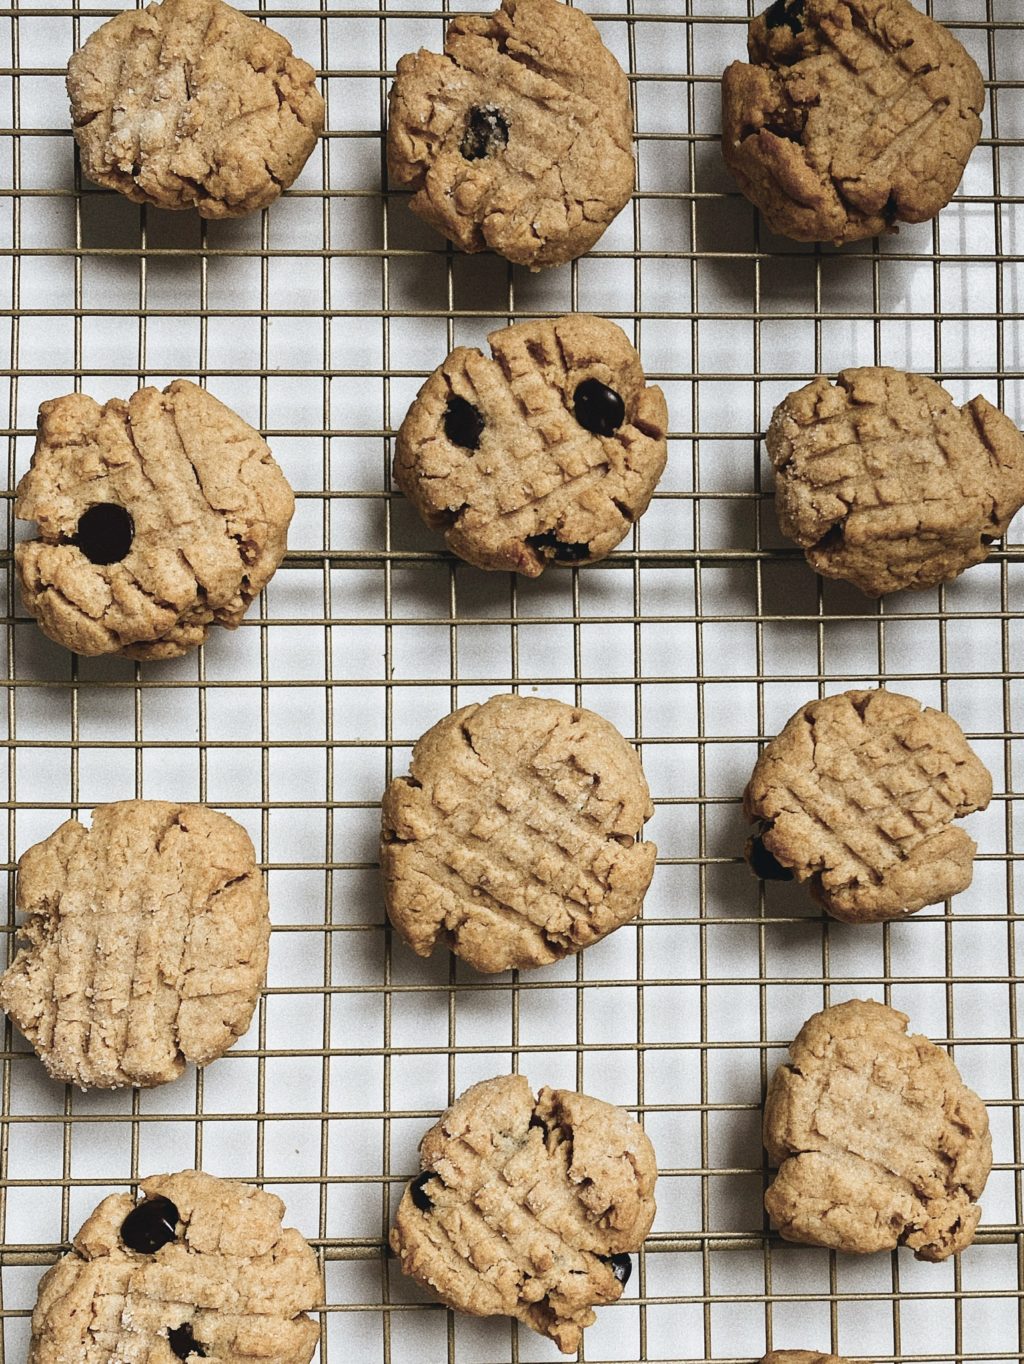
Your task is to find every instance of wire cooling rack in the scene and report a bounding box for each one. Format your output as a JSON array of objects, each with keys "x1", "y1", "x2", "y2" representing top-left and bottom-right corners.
[{"x1": 2, "y1": 1, "x2": 1024, "y2": 1361}]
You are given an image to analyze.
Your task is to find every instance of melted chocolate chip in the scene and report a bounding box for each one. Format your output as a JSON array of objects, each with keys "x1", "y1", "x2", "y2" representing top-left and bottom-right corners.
[
  {"x1": 573, "y1": 379, "x2": 626, "y2": 437},
  {"x1": 883, "y1": 191, "x2": 899, "y2": 223},
  {"x1": 528, "y1": 1114, "x2": 550, "y2": 1136},
  {"x1": 73, "y1": 502, "x2": 134, "y2": 565},
  {"x1": 764, "y1": 0, "x2": 804, "y2": 32},
  {"x1": 167, "y1": 1323, "x2": 206, "y2": 1360},
  {"x1": 746, "y1": 834, "x2": 794, "y2": 882},
  {"x1": 410, "y1": 1171, "x2": 439, "y2": 1213},
  {"x1": 444, "y1": 395, "x2": 485, "y2": 450},
  {"x1": 526, "y1": 530, "x2": 592, "y2": 563},
  {"x1": 600, "y1": 1252, "x2": 633, "y2": 1286},
  {"x1": 461, "y1": 105, "x2": 509, "y2": 161},
  {"x1": 120, "y1": 1195, "x2": 180, "y2": 1254}
]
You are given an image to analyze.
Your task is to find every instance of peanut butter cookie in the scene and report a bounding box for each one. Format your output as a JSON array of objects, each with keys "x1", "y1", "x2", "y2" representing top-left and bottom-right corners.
[
  {"x1": 390, "y1": 1074, "x2": 657, "y2": 1354},
  {"x1": 387, "y1": 0, "x2": 635, "y2": 268},
  {"x1": 722, "y1": 0, "x2": 984, "y2": 243},
  {"x1": 764, "y1": 999, "x2": 992, "y2": 1260},
  {"x1": 394, "y1": 315, "x2": 668, "y2": 575}
]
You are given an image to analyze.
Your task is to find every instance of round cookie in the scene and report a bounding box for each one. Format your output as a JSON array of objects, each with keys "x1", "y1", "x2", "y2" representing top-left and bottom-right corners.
[
  {"x1": 763, "y1": 1355, "x2": 873, "y2": 1364},
  {"x1": 721, "y1": 0, "x2": 984, "y2": 244},
  {"x1": 67, "y1": 0, "x2": 324, "y2": 218},
  {"x1": 387, "y1": 0, "x2": 634, "y2": 269},
  {"x1": 743, "y1": 689, "x2": 991, "y2": 923},
  {"x1": 394, "y1": 314, "x2": 668, "y2": 575},
  {"x1": 28, "y1": 1169, "x2": 322, "y2": 1363},
  {"x1": 767, "y1": 367, "x2": 1024, "y2": 596},
  {"x1": 390, "y1": 1074, "x2": 657, "y2": 1354},
  {"x1": 381, "y1": 693, "x2": 657, "y2": 972},
  {"x1": 0, "y1": 801, "x2": 270, "y2": 1089},
  {"x1": 764, "y1": 999, "x2": 992, "y2": 1260},
  {"x1": 16, "y1": 380, "x2": 294, "y2": 659}
]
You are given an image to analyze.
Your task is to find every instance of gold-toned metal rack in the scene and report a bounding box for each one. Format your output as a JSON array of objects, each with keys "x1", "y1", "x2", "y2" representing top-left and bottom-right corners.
[{"x1": 1, "y1": 1, "x2": 1023, "y2": 1360}]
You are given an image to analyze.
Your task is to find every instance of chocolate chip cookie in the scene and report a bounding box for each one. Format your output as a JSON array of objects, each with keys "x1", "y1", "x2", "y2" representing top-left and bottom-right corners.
[
  {"x1": 16, "y1": 381, "x2": 294, "y2": 659},
  {"x1": 390, "y1": 1074, "x2": 657, "y2": 1354},
  {"x1": 763, "y1": 1354, "x2": 873, "y2": 1364},
  {"x1": 744, "y1": 689, "x2": 992, "y2": 922},
  {"x1": 67, "y1": 0, "x2": 324, "y2": 217},
  {"x1": 381, "y1": 693, "x2": 656, "y2": 973},
  {"x1": 28, "y1": 1169, "x2": 322, "y2": 1363},
  {"x1": 768, "y1": 367, "x2": 1024, "y2": 596},
  {"x1": 722, "y1": 0, "x2": 984, "y2": 243},
  {"x1": 0, "y1": 801, "x2": 270, "y2": 1089},
  {"x1": 394, "y1": 314, "x2": 668, "y2": 575},
  {"x1": 387, "y1": 0, "x2": 635, "y2": 268},
  {"x1": 764, "y1": 999, "x2": 992, "y2": 1260}
]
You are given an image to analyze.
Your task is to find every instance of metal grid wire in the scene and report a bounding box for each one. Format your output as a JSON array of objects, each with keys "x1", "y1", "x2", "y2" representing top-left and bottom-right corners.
[{"x1": 2, "y1": 0, "x2": 1024, "y2": 1360}]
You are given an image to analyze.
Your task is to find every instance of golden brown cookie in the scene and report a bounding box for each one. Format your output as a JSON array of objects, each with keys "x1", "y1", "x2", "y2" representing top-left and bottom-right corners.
[
  {"x1": 764, "y1": 999, "x2": 992, "y2": 1260},
  {"x1": 744, "y1": 689, "x2": 992, "y2": 923},
  {"x1": 28, "y1": 1169, "x2": 322, "y2": 1363},
  {"x1": 16, "y1": 381, "x2": 294, "y2": 660},
  {"x1": 387, "y1": 0, "x2": 635, "y2": 269},
  {"x1": 721, "y1": 0, "x2": 984, "y2": 244},
  {"x1": 67, "y1": 0, "x2": 324, "y2": 218},
  {"x1": 768, "y1": 367, "x2": 1024, "y2": 596},
  {"x1": 390, "y1": 1074, "x2": 657, "y2": 1354},
  {"x1": 0, "y1": 801, "x2": 270, "y2": 1089},
  {"x1": 763, "y1": 1354, "x2": 874, "y2": 1364},
  {"x1": 394, "y1": 315, "x2": 668, "y2": 575},
  {"x1": 381, "y1": 694, "x2": 656, "y2": 973}
]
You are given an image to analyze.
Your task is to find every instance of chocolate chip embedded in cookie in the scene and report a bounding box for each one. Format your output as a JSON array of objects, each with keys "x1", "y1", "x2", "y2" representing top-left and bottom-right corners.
[
  {"x1": 390, "y1": 1074, "x2": 657, "y2": 1354},
  {"x1": 0, "y1": 801, "x2": 270, "y2": 1089},
  {"x1": 764, "y1": 999, "x2": 992, "y2": 1260},
  {"x1": 27, "y1": 1170, "x2": 322, "y2": 1363},
  {"x1": 768, "y1": 367, "x2": 1024, "y2": 596},
  {"x1": 15, "y1": 380, "x2": 294, "y2": 659},
  {"x1": 67, "y1": 0, "x2": 324, "y2": 218},
  {"x1": 381, "y1": 693, "x2": 657, "y2": 973},
  {"x1": 387, "y1": 0, "x2": 635, "y2": 269},
  {"x1": 762, "y1": 1354, "x2": 875, "y2": 1364},
  {"x1": 394, "y1": 314, "x2": 668, "y2": 575},
  {"x1": 744, "y1": 689, "x2": 991, "y2": 923},
  {"x1": 721, "y1": 0, "x2": 984, "y2": 243}
]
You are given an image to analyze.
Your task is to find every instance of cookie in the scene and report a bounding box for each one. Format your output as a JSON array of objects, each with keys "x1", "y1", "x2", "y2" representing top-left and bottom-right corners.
[
  {"x1": 721, "y1": 0, "x2": 984, "y2": 244},
  {"x1": 390, "y1": 1074, "x2": 657, "y2": 1354},
  {"x1": 743, "y1": 689, "x2": 991, "y2": 923},
  {"x1": 764, "y1": 999, "x2": 992, "y2": 1260},
  {"x1": 387, "y1": 0, "x2": 634, "y2": 269},
  {"x1": 394, "y1": 315, "x2": 668, "y2": 575},
  {"x1": 67, "y1": 0, "x2": 324, "y2": 218},
  {"x1": 381, "y1": 693, "x2": 657, "y2": 973},
  {"x1": 15, "y1": 380, "x2": 294, "y2": 659},
  {"x1": 763, "y1": 1354, "x2": 872, "y2": 1364},
  {"x1": 28, "y1": 1169, "x2": 322, "y2": 1363},
  {"x1": 767, "y1": 368, "x2": 1024, "y2": 596},
  {"x1": 0, "y1": 801, "x2": 270, "y2": 1089}
]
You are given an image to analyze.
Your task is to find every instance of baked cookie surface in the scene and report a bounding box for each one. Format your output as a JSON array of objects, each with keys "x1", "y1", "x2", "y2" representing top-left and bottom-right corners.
[
  {"x1": 28, "y1": 1169, "x2": 322, "y2": 1363},
  {"x1": 390, "y1": 1074, "x2": 657, "y2": 1354},
  {"x1": 763, "y1": 1354, "x2": 873, "y2": 1364},
  {"x1": 764, "y1": 999, "x2": 992, "y2": 1260},
  {"x1": 744, "y1": 689, "x2": 991, "y2": 922},
  {"x1": 0, "y1": 801, "x2": 270, "y2": 1089},
  {"x1": 721, "y1": 0, "x2": 984, "y2": 244},
  {"x1": 767, "y1": 367, "x2": 1024, "y2": 596},
  {"x1": 67, "y1": 0, "x2": 324, "y2": 217},
  {"x1": 387, "y1": 0, "x2": 634, "y2": 268},
  {"x1": 395, "y1": 314, "x2": 668, "y2": 575},
  {"x1": 16, "y1": 380, "x2": 294, "y2": 659}
]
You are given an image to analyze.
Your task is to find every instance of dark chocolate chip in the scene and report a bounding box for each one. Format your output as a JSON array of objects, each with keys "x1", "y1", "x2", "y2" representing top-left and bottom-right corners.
[
  {"x1": 410, "y1": 1171, "x2": 438, "y2": 1213},
  {"x1": 573, "y1": 379, "x2": 625, "y2": 437},
  {"x1": 746, "y1": 834, "x2": 794, "y2": 882},
  {"x1": 526, "y1": 530, "x2": 592, "y2": 563},
  {"x1": 600, "y1": 1252, "x2": 633, "y2": 1286},
  {"x1": 444, "y1": 395, "x2": 485, "y2": 450},
  {"x1": 120, "y1": 1195, "x2": 180, "y2": 1254},
  {"x1": 167, "y1": 1323, "x2": 207, "y2": 1360},
  {"x1": 461, "y1": 105, "x2": 509, "y2": 161},
  {"x1": 73, "y1": 502, "x2": 134, "y2": 565},
  {"x1": 764, "y1": 0, "x2": 804, "y2": 32},
  {"x1": 883, "y1": 191, "x2": 899, "y2": 222}
]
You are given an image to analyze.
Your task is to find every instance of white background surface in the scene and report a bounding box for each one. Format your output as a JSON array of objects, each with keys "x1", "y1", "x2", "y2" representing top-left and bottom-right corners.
[{"x1": 1, "y1": 0, "x2": 1024, "y2": 1360}]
